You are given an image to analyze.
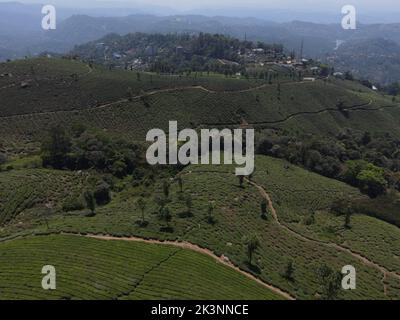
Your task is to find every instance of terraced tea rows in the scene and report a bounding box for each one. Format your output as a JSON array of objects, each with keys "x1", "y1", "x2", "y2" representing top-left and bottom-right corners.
[
  {"x1": 0, "y1": 58, "x2": 265, "y2": 117},
  {"x1": 0, "y1": 169, "x2": 85, "y2": 226},
  {"x1": 0, "y1": 235, "x2": 281, "y2": 300},
  {"x1": 7, "y1": 156, "x2": 393, "y2": 299},
  {"x1": 2, "y1": 156, "x2": 400, "y2": 299},
  {"x1": 3, "y1": 72, "x2": 398, "y2": 152}
]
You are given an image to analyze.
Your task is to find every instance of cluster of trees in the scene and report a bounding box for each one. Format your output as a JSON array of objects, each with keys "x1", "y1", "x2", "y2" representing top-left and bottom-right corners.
[
  {"x1": 257, "y1": 129, "x2": 400, "y2": 197},
  {"x1": 382, "y1": 82, "x2": 400, "y2": 96},
  {"x1": 148, "y1": 33, "x2": 250, "y2": 74},
  {"x1": 150, "y1": 57, "x2": 244, "y2": 75},
  {"x1": 341, "y1": 160, "x2": 387, "y2": 198},
  {"x1": 135, "y1": 176, "x2": 216, "y2": 232},
  {"x1": 73, "y1": 32, "x2": 284, "y2": 76},
  {"x1": 41, "y1": 126, "x2": 142, "y2": 178}
]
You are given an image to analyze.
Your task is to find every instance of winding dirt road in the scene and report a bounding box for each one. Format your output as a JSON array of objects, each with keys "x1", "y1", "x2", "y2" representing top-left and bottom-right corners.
[
  {"x1": 61, "y1": 232, "x2": 295, "y2": 300},
  {"x1": 246, "y1": 178, "x2": 400, "y2": 296}
]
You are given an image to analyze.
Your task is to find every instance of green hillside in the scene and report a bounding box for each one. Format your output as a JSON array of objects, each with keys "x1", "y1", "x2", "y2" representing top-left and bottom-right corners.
[
  {"x1": 1, "y1": 57, "x2": 399, "y2": 154},
  {"x1": 0, "y1": 235, "x2": 281, "y2": 300},
  {"x1": 2, "y1": 156, "x2": 400, "y2": 299},
  {"x1": 0, "y1": 168, "x2": 86, "y2": 226},
  {"x1": 2, "y1": 57, "x2": 400, "y2": 300}
]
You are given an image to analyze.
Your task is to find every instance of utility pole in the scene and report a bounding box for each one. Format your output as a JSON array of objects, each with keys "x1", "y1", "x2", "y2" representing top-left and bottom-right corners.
[{"x1": 299, "y1": 39, "x2": 304, "y2": 61}]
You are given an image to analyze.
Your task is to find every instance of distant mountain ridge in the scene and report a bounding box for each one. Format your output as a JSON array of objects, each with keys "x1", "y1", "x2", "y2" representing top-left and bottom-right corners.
[
  {"x1": 1, "y1": 2, "x2": 400, "y2": 84},
  {"x1": 332, "y1": 38, "x2": 400, "y2": 85}
]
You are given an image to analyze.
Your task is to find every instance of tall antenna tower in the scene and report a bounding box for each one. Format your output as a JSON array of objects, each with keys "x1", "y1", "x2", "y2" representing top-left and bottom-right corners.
[{"x1": 299, "y1": 39, "x2": 304, "y2": 61}]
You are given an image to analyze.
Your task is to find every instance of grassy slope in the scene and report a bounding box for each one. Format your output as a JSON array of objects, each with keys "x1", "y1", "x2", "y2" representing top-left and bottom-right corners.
[
  {"x1": 0, "y1": 235, "x2": 280, "y2": 300},
  {"x1": 0, "y1": 57, "x2": 263, "y2": 116},
  {"x1": 1, "y1": 58, "x2": 400, "y2": 153},
  {"x1": 0, "y1": 168, "x2": 86, "y2": 227},
  {"x1": 2, "y1": 156, "x2": 399, "y2": 299},
  {"x1": 2, "y1": 58, "x2": 400, "y2": 299},
  {"x1": 253, "y1": 156, "x2": 400, "y2": 274}
]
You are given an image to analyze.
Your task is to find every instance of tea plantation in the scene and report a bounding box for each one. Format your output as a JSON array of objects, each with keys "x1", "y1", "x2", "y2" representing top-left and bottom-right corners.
[{"x1": 0, "y1": 235, "x2": 281, "y2": 300}]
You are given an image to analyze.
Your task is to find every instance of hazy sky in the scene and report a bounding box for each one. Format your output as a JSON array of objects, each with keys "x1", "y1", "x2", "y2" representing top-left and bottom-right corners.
[{"x1": 2, "y1": 0, "x2": 399, "y2": 11}]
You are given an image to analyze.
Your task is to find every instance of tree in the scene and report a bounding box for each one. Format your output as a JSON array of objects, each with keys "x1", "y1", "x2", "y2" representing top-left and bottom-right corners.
[
  {"x1": 344, "y1": 71, "x2": 354, "y2": 81},
  {"x1": 342, "y1": 160, "x2": 368, "y2": 186},
  {"x1": 344, "y1": 209, "x2": 352, "y2": 229},
  {"x1": 207, "y1": 202, "x2": 215, "y2": 224},
  {"x1": 43, "y1": 202, "x2": 53, "y2": 230},
  {"x1": 41, "y1": 127, "x2": 72, "y2": 169},
  {"x1": 177, "y1": 176, "x2": 183, "y2": 193},
  {"x1": 357, "y1": 163, "x2": 387, "y2": 198},
  {"x1": 281, "y1": 260, "x2": 294, "y2": 281},
  {"x1": 361, "y1": 132, "x2": 372, "y2": 145},
  {"x1": 160, "y1": 206, "x2": 172, "y2": 228},
  {"x1": 111, "y1": 160, "x2": 128, "y2": 178},
  {"x1": 316, "y1": 264, "x2": 342, "y2": 300},
  {"x1": 238, "y1": 175, "x2": 245, "y2": 188},
  {"x1": 260, "y1": 199, "x2": 268, "y2": 220},
  {"x1": 155, "y1": 196, "x2": 169, "y2": 216},
  {"x1": 163, "y1": 180, "x2": 170, "y2": 199},
  {"x1": 245, "y1": 235, "x2": 260, "y2": 265},
  {"x1": 83, "y1": 190, "x2": 96, "y2": 216},
  {"x1": 277, "y1": 82, "x2": 281, "y2": 99},
  {"x1": 137, "y1": 197, "x2": 147, "y2": 224},
  {"x1": 94, "y1": 182, "x2": 111, "y2": 205},
  {"x1": 185, "y1": 194, "x2": 193, "y2": 215}
]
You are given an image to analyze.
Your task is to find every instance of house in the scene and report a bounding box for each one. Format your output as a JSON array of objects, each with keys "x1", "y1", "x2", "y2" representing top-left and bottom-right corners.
[
  {"x1": 333, "y1": 72, "x2": 344, "y2": 78},
  {"x1": 252, "y1": 48, "x2": 265, "y2": 54},
  {"x1": 145, "y1": 45, "x2": 157, "y2": 56},
  {"x1": 176, "y1": 46, "x2": 184, "y2": 55},
  {"x1": 112, "y1": 53, "x2": 122, "y2": 59}
]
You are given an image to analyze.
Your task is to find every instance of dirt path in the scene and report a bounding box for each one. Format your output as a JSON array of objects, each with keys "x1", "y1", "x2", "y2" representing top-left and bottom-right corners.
[
  {"x1": 3, "y1": 75, "x2": 396, "y2": 125},
  {"x1": 0, "y1": 79, "x2": 315, "y2": 119},
  {"x1": 202, "y1": 99, "x2": 380, "y2": 127},
  {"x1": 247, "y1": 179, "x2": 400, "y2": 296},
  {"x1": 62, "y1": 232, "x2": 295, "y2": 300}
]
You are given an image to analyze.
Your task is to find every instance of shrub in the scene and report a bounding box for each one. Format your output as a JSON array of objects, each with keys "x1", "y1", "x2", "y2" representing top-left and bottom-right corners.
[
  {"x1": 357, "y1": 164, "x2": 387, "y2": 198},
  {"x1": 94, "y1": 182, "x2": 111, "y2": 205},
  {"x1": 83, "y1": 190, "x2": 96, "y2": 216},
  {"x1": 316, "y1": 264, "x2": 342, "y2": 300},
  {"x1": 111, "y1": 160, "x2": 128, "y2": 178},
  {"x1": 0, "y1": 153, "x2": 7, "y2": 165},
  {"x1": 62, "y1": 195, "x2": 85, "y2": 212}
]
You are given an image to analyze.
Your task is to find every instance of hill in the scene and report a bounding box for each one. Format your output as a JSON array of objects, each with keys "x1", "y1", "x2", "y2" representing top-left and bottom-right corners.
[
  {"x1": 1, "y1": 57, "x2": 399, "y2": 155},
  {"x1": 1, "y1": 3, "x2": 400, "y2": 84},
  {"x1": 70, "y1": 32, "x2": 283, "y2": 74},
  {"x1": 330, "y1": 38, "x2": 400, "y2": 85},
  {"x1": 2, "y1": 156, "x2": 400, "y2": 299},
  {"x1": 2, "y1": 57, "x2": 400, "y2": 300},
  {"x1": 0, "y1": 234, "x2": 282, "y2": 300}
]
